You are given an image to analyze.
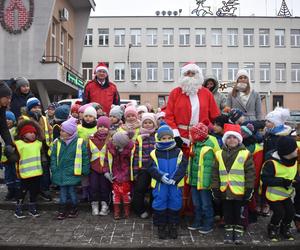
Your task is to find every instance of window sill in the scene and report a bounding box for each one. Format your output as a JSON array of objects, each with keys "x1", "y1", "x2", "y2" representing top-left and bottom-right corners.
[
  {"x1": 275, "y1": 81, "x2": 287, "y2": 83},
  {"x1": 84, "y1": 45, "x2": 93, "y2": 47},
  {"x1": 292, "y1": 81, "x2": 300, "y2": 83},
  {"x1": 227, "y1": 45, "x2": 238, "y2": 47},
  {"x1": 163, "y1": 80, "x2": 174, "y2": 82},
  {"x1": 163, "y1": 45, "x2": 174, "y2": 47},
  {"x1": 98, "y1": 45, "x2": 109, "y2": 47},
  {"x1": 244, "y1": 45, "x2": 255, "y2": 47},
  {"x1": 259, "y1": 45, "x2": 270, "y2": 48},
  {"x1": 211, "y1": 45, "x2": 222, "y2": 47},
  {"x1": 114, "y1": 45, "x2": 125, "y2": 47},
  {"x1": 131, "y1": 45, "x2": 141, "y2": 47},
  {"x1": 195, "y1": 45, "x2": 206, "y2": 47},
  {"x1": 115, "y1": 80, "x2": 125, "y2": 82},
  {"x1": 147, "y1": 80, "x2": 158, "y2": 82},
  {"x1": 291, "y1": 46, "x2": 300, "y2": 48},
  {"x1": 275, "y1": 45, "x2": 286, "y2": 48},
  {"x1": 130, "y1": 80, "x2": 142, "y2": 82},
  {"x1": 260, "y1": 81, "x2": 271, "y2": 83},
  {"x1": 146, "y1": 45, "x2": 158, "y2": 47},
  {"x1": 179, "y1": 44, "x2": 191, "y2": 47}
]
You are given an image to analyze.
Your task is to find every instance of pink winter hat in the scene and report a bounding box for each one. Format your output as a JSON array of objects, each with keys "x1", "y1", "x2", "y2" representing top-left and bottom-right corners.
[
  {"x1": 97, "y1": 116, "x2": 111, "y2": 129},
  {"x1": 78, "y1": 103, "x2": 92, "y2": 113},
  {"x1": 61, "y1": 117, "x2": 78, "y2": 135},
  {"x1": 124, "y1": 105, "x2": 138, "y2": 118},
  {"x1": 141, "y1": 113, "x2": 156, "y2": 126}
]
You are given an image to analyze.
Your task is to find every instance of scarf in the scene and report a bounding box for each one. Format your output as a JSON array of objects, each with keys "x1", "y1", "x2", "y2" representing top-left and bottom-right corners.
[
  {"x1": 139, "y1": 127, "x2": 156, "y2": 138},
  {"x1": 122, "y1": 120, "x2": 141, "y2": 130},
  {"x1": 155, "y1": 139, "x2": 177, "y2": 151},
  {"x1": 62, "y1": 132, "x2": 78, "y2": 145},
  {"x1": 82, "y1": 119, "x2": 97, "y2": 128},
  {"x1": 266, "y1": 124, "x2": 285, "y2": 135}
]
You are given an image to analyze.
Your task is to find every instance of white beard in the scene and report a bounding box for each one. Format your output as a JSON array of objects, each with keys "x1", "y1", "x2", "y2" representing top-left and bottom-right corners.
[{"x1": 179, "y1": 75, "x2": 202, "y2": 96}]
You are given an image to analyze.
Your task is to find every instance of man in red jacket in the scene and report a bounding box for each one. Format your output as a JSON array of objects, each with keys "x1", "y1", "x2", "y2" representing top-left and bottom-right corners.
[{"x1": 83, "y1": 62, "x2": 120, "y2": 115}]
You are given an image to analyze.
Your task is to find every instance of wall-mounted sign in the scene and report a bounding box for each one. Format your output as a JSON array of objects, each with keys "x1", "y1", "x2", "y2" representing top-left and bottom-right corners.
[
  {"x1": 0, "y1": 0, "x2": 34, "y2": 34},
  {"x1": 66, "y1": 72, "x2": 84, "y2": 89}
]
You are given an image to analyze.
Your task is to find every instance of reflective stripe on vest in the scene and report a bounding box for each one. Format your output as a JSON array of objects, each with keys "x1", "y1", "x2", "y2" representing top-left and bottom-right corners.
[
  {"x1": 137, "y1": 135, "x2": 143, "y2": 169},
  {"x1": 216, "y1": 149, "x2": 249, "y2": 195},
  {"x1": 150, "y1": 149, "x2": 184, "y2": 188},
  {"x1": 56, "y1": 138, "x2": 84, "y2": 176},
  {"x1": 15, "y1": 140, "x2": 43, "y2": 179},
  {"x1": 208, "y1": 135, "x2": 221, "y2": 153},
  {"x1": 187, "y1": 146, "x2": 212, "y2": 190},
  {"x1": 266, "y1": 160, "x2": 297, "y2": 202},
  {"x1": 89, "y1": 139, "x2": 112, "y2": 172},
  {"x1": 130, "y1": 144, "x2": 136, "y2": 181},
  {"x1": 42, "y1": 116, "x2": 51, "y2": 147}
]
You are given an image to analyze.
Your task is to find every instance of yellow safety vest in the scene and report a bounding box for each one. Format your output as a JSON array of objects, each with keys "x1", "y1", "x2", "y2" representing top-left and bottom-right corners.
[
  {"x1": 208, "y1": 135, "x2": 221, "y2": 153},
  {"x1": 42, "y1": 116, "x2": 51, "y2": 147},
  {"x1": 15, "y1": 140, "x2": 43, "y2": 179},
  {"x1": 253, "y1": 143, "x2": 263, "y2": 154},
  {"x1": 150, "y1": 149, "x2": 184, "y2": 188},
  {"x1": 265, "y1": 160, "x2": 297, "y2": 202},
  {"x1": 186, "y1": 146, "x2": 212, "y2": 190},
  {"x1": 89, "y1": 139, "x2": 113, "y2": 173},
  {"x1": 77, "y1": 124, "x2": 97, "y2": 141},
  {"x1": 1, "y1": 127, "x2": 16, "y2": 163},
  {"x1": 216, "y1": 149, "x2": 249, "y2": 195},
  {"x1": 56, "y1": 138, "x2": 84, "y2": 176}
]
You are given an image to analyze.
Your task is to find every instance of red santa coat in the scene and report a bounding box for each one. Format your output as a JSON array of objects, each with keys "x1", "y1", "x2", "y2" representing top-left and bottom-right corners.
[
  {"x1": 83, "y1": 79, "x2": 120, "y2": 115},
  {"x1": 165, "y1": 87, "x2": 220, "y2": 142}
]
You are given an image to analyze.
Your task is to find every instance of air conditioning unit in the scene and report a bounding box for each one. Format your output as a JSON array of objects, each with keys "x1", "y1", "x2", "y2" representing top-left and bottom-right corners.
[{"x1": 60, "y1": 8, "x2": 69, "y2": 22}]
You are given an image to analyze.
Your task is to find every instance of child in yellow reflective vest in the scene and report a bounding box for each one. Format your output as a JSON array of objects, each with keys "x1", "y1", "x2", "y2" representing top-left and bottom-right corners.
[
  {"x1": 118, "y1": 105, "x2": 140, "y2": 142},
  {"x1": 88, "y1": 116, "x2": 112, "y2": 216},
  {"x1": 14, "y1": 120, "x2": 44, "y2": 219},
  {"x1": 211, "y1": 124, "x2": 255, "y2": 244},
  {"x1": 51, "y1": 117, "x2": 90, "y2": 220},
  {"x1": 261, "y1": 136, "x2": 298, "y2": 242}
]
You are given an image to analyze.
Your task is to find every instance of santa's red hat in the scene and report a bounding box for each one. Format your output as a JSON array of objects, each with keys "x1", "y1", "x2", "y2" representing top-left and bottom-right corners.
[
  {"x1": 95, "y1": 62, "x2": 109, "y2": 75},
  {"x1": 181, "y1": 62, "x2": 201, "y2": 76},
  {"x1": 222, "y1": 123, "x2": 242, "y2": 144}
]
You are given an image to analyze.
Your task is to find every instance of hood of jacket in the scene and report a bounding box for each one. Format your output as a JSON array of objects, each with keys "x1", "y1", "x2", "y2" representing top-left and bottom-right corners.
[{"x1": 203, "y1": 75, "x2": 219, "y2": 94}]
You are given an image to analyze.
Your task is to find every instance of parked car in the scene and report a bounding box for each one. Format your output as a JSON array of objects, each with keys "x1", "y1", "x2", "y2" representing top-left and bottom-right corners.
[{"x1": 57, "y1": 98, "x2": 139, "y2": 108}]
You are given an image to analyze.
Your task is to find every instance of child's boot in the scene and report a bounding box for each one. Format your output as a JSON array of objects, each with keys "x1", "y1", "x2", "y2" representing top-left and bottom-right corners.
[
  {"x1": 68, "y1": 205, "x2": 78, "y2": 218},
  {"x1": 280, "y1": 223, "x2": 294, "y2": 241},
  {"x1": 124, "y1": 203, "x2": 130, "y2": 219},
  {"x1": 168, "y1": 224, "x2": 178, "y2": 239},
  {"x1": 158, "y1": 225, "x2": 168, "y2": 239},
  {"x1": 295, "y1": 220, "x2": 300, "y2": 232},
  {"x1": 268, "y1": 223, "x2": 280, "y2": 242},
  {"x1": 57, "y1": 205, "x2": 67, "y2": 220},
  {"x1": 99, "y1": 201, "x2": 109, "y2": 216},
  {"x1": 113, "y1": 204, "x2": 121, "y2": 220},
  {"x1": 28, "y1": 203, "x2": 40, "y2": 217},
  {"x1": 224, "y1": 225, "x2": 234, "y2": 244},
  {"x1": 91, "y1": 201, "x2": 99, "y2": 216},
  {"x1": 14, "y1": 201, "x2": 26, "y2": 219},
  {"x1": 233, "y1": 225, "x2": 244, "y2": 244}
]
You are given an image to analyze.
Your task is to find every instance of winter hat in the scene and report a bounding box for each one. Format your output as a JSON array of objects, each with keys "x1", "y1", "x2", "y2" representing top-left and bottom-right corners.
[
  {"x1": 95, "y1": 62, "x2": 109, "y2": 75},
  {"x1": 236, "y1": 69, "x2": 250, "y2": 83},
  {"x1": 26, "y1": 97, "x2": 41, "y2": 111},
  {"x1": 156, "y1": 112, "x2": 165, "y2": 120},
  {"x1": 141, "y1": 113, "x2": 156, "y2": 126},
  {"x1": 112, "y1": 131, "x2": 130, "y2": 149},
  {"x1": 54, "y1": 104, "x2": 70, "y2": 121},
  {"x1": 61, "y1": 117, "x2": 78, "y2": 135},
  {"x1": 214, "y1": 114, "x2": 229, "y2": 128},
  {"x1": 222, "y1": 123, "x2": 243, "y2": 144},
  {"x1": 71, "y1": 104, "x2": 80, "y2": 114},
  {"x1": 78, "y1": 103, "x2": 91, "y2": 113},
  {"x1": 124, "y1": 105, "x2": 138, "y2": 118},
  {"x1": 91, "y1": 102, "x2": 103, "y2": 111},
  {"x1": 241, "y1": 123, "x2": 255, "y2": 139},
  {"x1": 15, "y1": 77, "x2": 30, "y2": 89},
  {"x1": 277, "y1": 136, "x2": 297, "y2": 157},
  {"x1": 109, "y1": 105, "x2": 123, "y2": 120},
  {"x1": 228, "y1": 108, "x2": 244, "y2": 124},
  {"x1": 181, "y1": 62, "x2": 204, "y2": 83},
  {"x1": 190, "y1": 122, "x2": 208, "y2": 142},
  {"x1": 83, "y1": 106, "x2": 97, "y2": 118},
  {"x1": 6, "y1": 111, "x2": 16, "y2": 122},
  {"x1": 47, "y1": 102, "x2": 59, "y2": 111},
  {"x1": 0, "y1": 81, "x2": 12, "y2": 98},
  {"x1": 19, "y1": 124, "x2": 37, "y2": 137},
  {"x1": 137, "y1": 105, "x2": 148, "y2": 114},
  {"x1": 97, "y1": 116, "x2": 111, "y2": 129},
  {"x1": 265, "y1": 107, "x2": 290, "y2": 127},
  {"x1": 157, "y1": 124, "x2": 174, "y2": 140}
]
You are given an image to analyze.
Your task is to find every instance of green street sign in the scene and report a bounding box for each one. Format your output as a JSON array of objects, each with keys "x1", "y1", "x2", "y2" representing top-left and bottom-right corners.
[{"x1": 66, "y1": 72, "x2": 84, "y2": 89}]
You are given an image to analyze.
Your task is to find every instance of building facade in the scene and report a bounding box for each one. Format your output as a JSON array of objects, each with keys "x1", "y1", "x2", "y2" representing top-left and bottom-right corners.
[
  {"x1": 0, "y1": 0, "x2": 95, "y2": 108},
  {"x1": 82, "y1": 16, "x2": 300, "y2": 112}
]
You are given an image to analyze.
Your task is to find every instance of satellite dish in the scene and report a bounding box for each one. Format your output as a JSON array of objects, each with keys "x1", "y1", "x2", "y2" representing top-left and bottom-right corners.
[
  {"x1": 173, "y1": 11, "x2": 178, "y2": 16},
  {"x1": 167, "y1": 10, "x2": 172, "y2": 16},
  {"x1": 155, "y1": 11, "x2": 160, "y2": 16},
  {"x1": 162, "y1": 10, "x2": 166, "y2": 16}
]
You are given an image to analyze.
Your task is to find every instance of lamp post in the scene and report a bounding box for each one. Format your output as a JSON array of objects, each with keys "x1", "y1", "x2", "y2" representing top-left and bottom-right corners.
[{"x1": 127, "y1": 43, "x2": 132, "y2": 64}]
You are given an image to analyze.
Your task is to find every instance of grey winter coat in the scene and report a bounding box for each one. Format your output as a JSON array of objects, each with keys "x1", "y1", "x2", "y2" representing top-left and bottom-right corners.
[{"x1": 203, "y1": 76, "x2": 226, "y2": 112}]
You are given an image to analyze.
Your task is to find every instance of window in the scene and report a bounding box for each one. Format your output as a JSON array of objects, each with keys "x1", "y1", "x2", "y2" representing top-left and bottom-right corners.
[
  {"x1": 211, "y1": 28, "x2": 222, "y2": 46},
  {"x1": 228, "y1": 63, "x2": 239, "y2": 81},
  {"x1": 84, "y1": 29, "x2": 93, "y2": 46},
  {"x1": 130, "y1": 29, "x2": 141, "y2": 46},
  {"x1": 273, "y1": 95, "x2": 283, "y2": 109},
  {"x1": 275, "y1": 63, "x2": 286, "y2": 82},
  {"x1": 98, "y1": 29, "x2": 109, "y2": 46},
  {"x1": 291, "y1": 29, "x2": 300, "y2": 47},
  {"x1": 114, "y1": 29, "x2": 125, "y2": 46},
  {"x1": 163, "y1": 28, "x2": 174, "y2": 46},
  {"x1": 275, "y1": 29, "x2": 285, "y2": 47},
  {"x1": 147, "y1": 62, "x2": 158, "y2": 81},
  {"x1": 244, "y1": 63, "x2": 255, "y2": 82},
  {"x1": 260, "y1": 63, "x2": 271, "y2": 82},
  {"x1": 114, "y1": 63, "x2": 125, "y2": 81},
  {"x1": 51, "y1": 21, "x2": 56, "y2": 58},
  {"x1": 212, "y1": 62, "x2": 223, "y2": 81},
  {"x1": 60, "y1": 29, "x2": 65, "y2": 60},
  {"x1": 158, "y1": 95, "x2": 169, "y2": 107},
  {"x1": 196, "y1": 62, "x2": 207, "y2": 77},
  {"x1": 243, "y1": 29, "x2": 254, "y2": 47},
  {"x1": 129, "y1": 95, "x2": 141, "y2": 103},
  {"x1": 163, "y1": 62, "x2": 174, "y2": 81},
  {"x1": 227, "y1": 28, "x2": 238, "y2": 46},
  {"x1": 292, "y1": 63, "x2": 300, "y2": 82},
  {"x1": 146, "y1": 29, "x2": 157, "y2": 46},
  {"x1": 179, "y1": 28, "x2": 190, "y2": 46},
  {"x1": 195, "y1": 28, "x2": 206, "y2": 46},
  {"x1": 82, "y1": 62, "x2": 93, "y2": 81},
  {"x1": 259, "y1": 29, "x2": 270, "y2": 47},
  {"x1": 130, "y1": 62, "x2": 141, "y2": 81},
  {"x1": 67, "y1": 35, "x2": 72, "y2": 65}
]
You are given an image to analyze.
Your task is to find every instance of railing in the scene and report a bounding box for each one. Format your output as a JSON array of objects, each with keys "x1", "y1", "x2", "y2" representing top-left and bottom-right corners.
[{"x1": 40, "y1": 56, "x2": 83, "y2": 79}]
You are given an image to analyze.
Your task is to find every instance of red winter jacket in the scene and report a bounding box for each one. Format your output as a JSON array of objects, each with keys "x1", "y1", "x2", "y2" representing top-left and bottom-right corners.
[{"x1": 83, "y1": 78, "x2": 120, "y2": 115}]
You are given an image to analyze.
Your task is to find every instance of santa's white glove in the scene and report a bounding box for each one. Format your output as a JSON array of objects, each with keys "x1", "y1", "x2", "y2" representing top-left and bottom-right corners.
[
  {"x1": 168, "y1": 179, "x2": 176, "y2": 185},
  {"x1": 161, "y1": 173, "x2": 170, "y2": 184},
  {"x1": 104, "y1": 172, "x2": 114, "y2": 183}
]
